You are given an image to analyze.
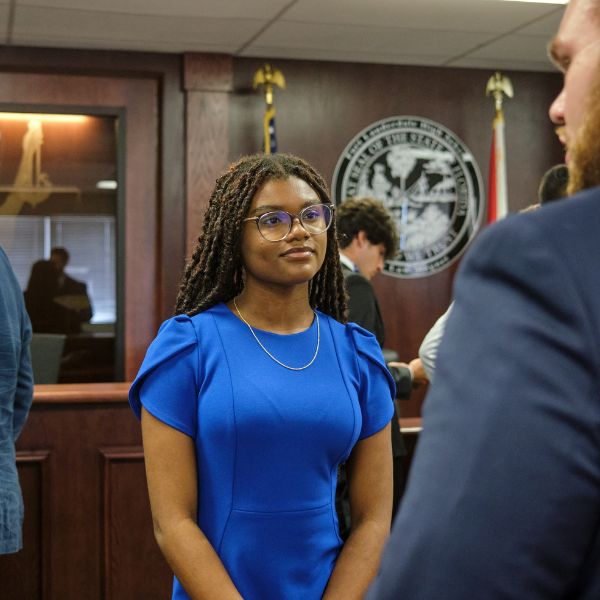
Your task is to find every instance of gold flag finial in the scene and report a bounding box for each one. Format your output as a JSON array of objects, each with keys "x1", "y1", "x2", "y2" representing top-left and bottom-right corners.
[
  {"x1": 253, "y1": 63, "x2": 286, "y2": 106},
  {"x1": 253, "y1": 64, "x2": 286, "y2": 154},
  {"x1": 486, "y1": 72, "x2": 514, "y2": 113}
]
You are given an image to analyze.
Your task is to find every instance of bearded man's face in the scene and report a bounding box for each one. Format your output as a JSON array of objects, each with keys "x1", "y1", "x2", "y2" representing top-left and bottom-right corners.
[
  {"x1": 568, "y1": 72, "x2": 600, "y2": 194},
  {"x1": 549, "y1": 0, "x2": 600, "y2": 191}
]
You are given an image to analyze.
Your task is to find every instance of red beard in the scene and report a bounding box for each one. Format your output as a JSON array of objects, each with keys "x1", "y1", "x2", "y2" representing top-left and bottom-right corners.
[{"x1": 568, "y1": 74, "x2": 600, "y2": 194}]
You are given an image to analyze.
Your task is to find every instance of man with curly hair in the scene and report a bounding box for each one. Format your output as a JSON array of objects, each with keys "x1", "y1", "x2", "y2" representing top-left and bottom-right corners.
[
  {"x1": 336, "y1": 197, "x2": 425, "y2": 392},
  {"x1": 337, "y1": 197, "x2": 397, "y2": 349}
]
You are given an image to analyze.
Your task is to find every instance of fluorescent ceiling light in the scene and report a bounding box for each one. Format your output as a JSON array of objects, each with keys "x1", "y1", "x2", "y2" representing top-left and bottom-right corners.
[
  {"x1": 0, "y1": 112, "x2": 88, "y2": 122},
  {"x1": 96, "y1": 180, "x2": 118, "y2": 190}
]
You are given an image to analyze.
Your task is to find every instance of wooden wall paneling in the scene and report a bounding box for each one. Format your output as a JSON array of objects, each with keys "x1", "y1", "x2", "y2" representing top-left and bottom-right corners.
[
  {"x1": 100, "y1": 447, "x2": 171, "y2": 600},
  {"x1": 6, "y1": 386, "x2": 167, "y2": 599},
  {"x1": 183, "y1": 54, "x2": 233, "y2": 257},
  {"x1": 155, "y1": 58, "x2": 187, "y2": 323},
  {"x1": 0, "y1": 451, "x2": 51, "y2": 600},
  {"x1": 230, "y1": 58, "x2": 563, "y2": 415}
]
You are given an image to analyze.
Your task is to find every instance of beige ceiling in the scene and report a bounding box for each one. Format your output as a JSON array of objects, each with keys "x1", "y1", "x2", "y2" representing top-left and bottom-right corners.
[{"x1": 0, "y1": 0, "x2": 565, "y2": 72}]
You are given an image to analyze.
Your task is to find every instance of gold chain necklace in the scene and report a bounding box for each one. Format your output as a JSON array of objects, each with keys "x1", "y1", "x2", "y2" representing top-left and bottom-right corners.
[{"x1": 233, "y1": 297, "x2": 320, "y2": 371}]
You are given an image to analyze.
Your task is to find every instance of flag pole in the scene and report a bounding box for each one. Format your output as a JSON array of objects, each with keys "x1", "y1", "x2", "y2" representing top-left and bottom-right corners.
[
  {"x1": 253, "y1": 64, "x2": 286, "y2": 154},
  {"x1": 485, "y1": 72, "x2": 513, "y2": 224}
]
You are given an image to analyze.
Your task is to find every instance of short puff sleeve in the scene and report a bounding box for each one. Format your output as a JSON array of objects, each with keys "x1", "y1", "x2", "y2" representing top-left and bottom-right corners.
[
  {"x1": 348, "y1": 323, "x2": 396, "y2": 440},
  {"x1": 128, "y1": 315, "x2": 199, "y2": 439}
]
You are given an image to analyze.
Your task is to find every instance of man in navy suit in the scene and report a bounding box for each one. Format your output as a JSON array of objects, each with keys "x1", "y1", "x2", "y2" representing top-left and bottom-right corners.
[{"x1": 367, "y1": 1, "x2": 600, "y2": 598}]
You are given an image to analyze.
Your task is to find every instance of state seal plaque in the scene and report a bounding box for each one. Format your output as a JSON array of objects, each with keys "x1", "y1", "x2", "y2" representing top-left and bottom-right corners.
[{"x1": 332, "y1": 116, "x2": 484, "y2": 278}]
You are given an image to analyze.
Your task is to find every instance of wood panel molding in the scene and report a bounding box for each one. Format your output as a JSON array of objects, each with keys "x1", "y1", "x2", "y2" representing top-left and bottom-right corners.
[
  {"x1": 184, "y1": 53, "x2": 233, "y2": 93},
  {"x1": 183, "y1": 53, "x2": 233, "y2": 257},
  {"x1": 185, "y1": 90, "x2": 230, "y2": 255},
  {"x1": 9, "y1": 397, "x2": 150, "y2": 598},
  {"x1": 0, "y1": 450, "x2": 52, "y2": 600},
  {"x1": 33, "y1": 382, "x2": 130, "y2": 404},
  {"x1": 99, "y1": 447, "x2": 171, "y2": 600}
]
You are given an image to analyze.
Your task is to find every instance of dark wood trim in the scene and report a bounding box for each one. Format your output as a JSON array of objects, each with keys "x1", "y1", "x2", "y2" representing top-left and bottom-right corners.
[
  {"x1": 184, "y1": 53, "x2": 233, "y2": 93},
  {"x1": 100, "y1": 447, "x2": 145, "y2": 600},
  {"x1": 33, "y1": 383, "x2": 130, "y2": 404},
  {"x1": 14, "y1": 450, "x2": 52, "y2": 599},
  {"x1": 183, "y1": 54, "x2": 233, "y2": 256},
  {"x1": 400, "y1": 417, "x2": 422, "y2": 434}
]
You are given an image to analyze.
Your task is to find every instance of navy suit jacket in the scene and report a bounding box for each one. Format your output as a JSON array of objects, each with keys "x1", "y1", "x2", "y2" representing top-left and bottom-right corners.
[{"x1": 368, "y1": 186, "x2": 600, "y2": 599}]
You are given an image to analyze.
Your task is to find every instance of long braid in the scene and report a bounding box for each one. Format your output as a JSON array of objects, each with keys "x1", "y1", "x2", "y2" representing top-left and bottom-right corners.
[{"x1": 176, "y1": 153, "x2": 348, "y2": 322}]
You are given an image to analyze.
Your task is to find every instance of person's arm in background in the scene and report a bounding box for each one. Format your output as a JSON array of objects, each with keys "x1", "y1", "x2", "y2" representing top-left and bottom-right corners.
[
  {"x1": 385, "y1": 363, "x2": 412, "y2": 398},
  {"x1": 418, "y1": 303, "x2": 453, "y2": 382},
  {"x1": 387, "y1": 358, "x2": 428, "y2": 398}
]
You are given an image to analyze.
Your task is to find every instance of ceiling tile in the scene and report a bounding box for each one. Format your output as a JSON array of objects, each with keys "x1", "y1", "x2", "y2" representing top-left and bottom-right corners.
[
  {"x1": 450, "y1": 56, "x2": 557, "y2": 72},
  {"x1": 13, "y1": 5, "x2": 267, "y2": 48},
  {"x1": 462, "y1": 33, "x2": 552, "y2": 64},
  {"x1": 10, "y1": 33, "x2": 236, "y2": 53},
  {"x1": 285, "y1": 0, "x2": 559, "y2": 33},
  {"x1": 516, "y1": 8, "x2": 564, "y2": 35},
  {"x1": 254, "y1": 21, "x2": 494, "y2": 56},
  {"x1": 241, "y1": 44, "x2": 449, "y2": 66},
  {"x1": 18, "y1": 0, "x2": 290, "y2": 19},
  {"x1": 6, "y1": 0, "x2": 568, "y2": 72}
]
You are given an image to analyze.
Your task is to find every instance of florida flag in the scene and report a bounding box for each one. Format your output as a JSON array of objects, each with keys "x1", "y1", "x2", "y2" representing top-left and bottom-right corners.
[
  {"x1": 487, "y1": 109, "x2": 508, "y2": 224},
  {"x1": 263, "y1": 106, "x2": 278, "y2": 154}
]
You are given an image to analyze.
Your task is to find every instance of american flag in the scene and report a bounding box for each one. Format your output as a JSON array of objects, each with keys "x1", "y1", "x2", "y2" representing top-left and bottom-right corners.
[
  {"x1": 487, "y1": 108, "x2": 508, "y2": 224},
  {"x1": 264, "y1": 105, "x2": 277, "y2": 154}
]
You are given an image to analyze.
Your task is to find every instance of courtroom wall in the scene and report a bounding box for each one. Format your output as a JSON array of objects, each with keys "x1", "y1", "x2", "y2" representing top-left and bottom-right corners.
[{"x1": 230, "y1": 58, "x2": 563, "y2": 415}]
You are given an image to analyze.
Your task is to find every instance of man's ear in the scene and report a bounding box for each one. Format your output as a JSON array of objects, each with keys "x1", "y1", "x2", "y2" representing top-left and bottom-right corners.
[{"x1": 356, "y1": 230, "x2": 369, "y2": 248}]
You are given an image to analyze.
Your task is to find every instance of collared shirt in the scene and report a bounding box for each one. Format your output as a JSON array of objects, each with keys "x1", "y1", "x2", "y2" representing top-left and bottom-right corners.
[{"x1": 339, "y1": 252, "x2": 358, "y2": 273}]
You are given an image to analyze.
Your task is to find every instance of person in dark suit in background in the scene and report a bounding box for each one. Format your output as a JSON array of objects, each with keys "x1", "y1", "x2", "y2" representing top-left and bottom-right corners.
[
  {"x1": 0, "y1": 247, "x2": 34, "y2": 554},
  {"x1": 337, "y1": 197, "x2": 426, "y2": 393},
  {"x1": 336, "y1": 197, "x2": 427, "y2": 531},
  {"x1": 368, "y1": 1, "x2": 600, "y2": 598},
  {"x1": 24, "y1": 259, "x2": 81, "y2": 334},
  {"x1": 49, "y1": 247, "x2": 93, "y2": 324}
]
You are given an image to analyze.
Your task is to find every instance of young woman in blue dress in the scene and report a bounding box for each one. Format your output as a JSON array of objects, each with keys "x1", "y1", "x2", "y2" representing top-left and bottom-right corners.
[{"x1": 129, "y1": 153, "x2": 395, "y2": 599}]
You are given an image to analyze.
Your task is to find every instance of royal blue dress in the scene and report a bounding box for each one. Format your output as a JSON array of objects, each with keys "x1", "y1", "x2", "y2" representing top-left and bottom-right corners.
[{"x1": 129, "y1": 302, "x2": 394, "y2": 600}]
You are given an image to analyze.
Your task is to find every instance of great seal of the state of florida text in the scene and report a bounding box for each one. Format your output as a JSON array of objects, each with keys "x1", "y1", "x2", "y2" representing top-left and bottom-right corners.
[{"x1": 332, "y1": 116, "x2": 484, "y2": 278}]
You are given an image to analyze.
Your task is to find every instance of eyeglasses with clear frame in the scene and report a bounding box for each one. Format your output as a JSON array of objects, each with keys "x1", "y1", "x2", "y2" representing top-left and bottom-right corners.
[{"x1": 243, "y1": 203, "x2": 334, "y2": 242}]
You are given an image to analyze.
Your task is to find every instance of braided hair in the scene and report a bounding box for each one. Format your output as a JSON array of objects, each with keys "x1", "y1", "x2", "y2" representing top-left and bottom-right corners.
[{"x1": 175, "y1": 153, "x2": 348, "y2": 322}]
